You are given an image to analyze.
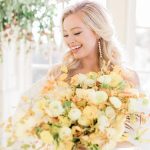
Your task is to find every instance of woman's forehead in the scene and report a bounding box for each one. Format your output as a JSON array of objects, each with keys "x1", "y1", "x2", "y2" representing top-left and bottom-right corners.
[{"x1": 63, "y1": 14, "x2": 85, "y2": 31}]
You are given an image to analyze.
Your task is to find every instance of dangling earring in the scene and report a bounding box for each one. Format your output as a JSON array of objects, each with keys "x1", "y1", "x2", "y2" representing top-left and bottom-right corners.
[
  {"x1": 98, "y1": 40, "x2": 102, "y2": 59},
  {"x1": 98, "y1": 39, "x2": 103, "y2": 70}
]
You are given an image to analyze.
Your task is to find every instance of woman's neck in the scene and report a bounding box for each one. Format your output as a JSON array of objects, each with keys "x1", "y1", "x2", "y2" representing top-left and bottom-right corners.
[{"x1": 79, "y1": 55, "x2": 100, "y2": 73}]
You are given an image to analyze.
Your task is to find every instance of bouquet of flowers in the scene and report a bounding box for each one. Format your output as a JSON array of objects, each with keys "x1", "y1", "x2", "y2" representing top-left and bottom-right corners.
[{"x1": 1, "y1": 64, "x2": 149, "y2": 150}]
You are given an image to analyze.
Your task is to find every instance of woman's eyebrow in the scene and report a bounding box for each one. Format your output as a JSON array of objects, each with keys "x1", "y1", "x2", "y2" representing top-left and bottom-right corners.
[{"x1": 63, "y1": 27, "x2": 82, "y2": 32}]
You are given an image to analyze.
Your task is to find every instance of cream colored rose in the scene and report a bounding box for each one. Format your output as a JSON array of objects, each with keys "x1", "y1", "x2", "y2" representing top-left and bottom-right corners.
[
  {"x1": 87, "y1": 89, "x2": 96, "y2": 101},
  {"x1": 40, "y1": 130, "x2": 53, "y2": 144},
  {"x1": 95, "y1": 91, "x2": 108, "y2": 103},
  {"x1": 46, "y1": 100, "x2": 64, "y2": 117},
  {"x1": 68, "y1": 108, "x2": 81, "y2": 121},
  {"x1": 84, "y1": 78, "x2": 96, "y2": 87},
  {"x1": 87, "y1": 90, "x2": 108, "y2": 105},
  {"x1": 59, "y1": 127, "x2": 72, "y2": 139},
  {"x1": 109, "y1": 96, "x2": 122, "y2": 109},
  {"x1": 97, "y1": 75, "x2": 112, "y2": 84},
  {"x1": 54, "y1": 86, "x2": 73, "y2": 100},
  {"x1": 98, "y1": 115, "x2": 110, "y2": 132},
  {"x1": 105, "y1": 106, "x2": 116, "y2": 119},
  {"x1": 78, "y1": 73, "x2": 88, "y2": 84}
]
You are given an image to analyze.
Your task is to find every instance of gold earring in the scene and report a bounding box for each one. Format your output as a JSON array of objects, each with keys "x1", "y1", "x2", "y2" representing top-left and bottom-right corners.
[{"x1": 98, "y1": 40, "x2": 102, "y2": 59}]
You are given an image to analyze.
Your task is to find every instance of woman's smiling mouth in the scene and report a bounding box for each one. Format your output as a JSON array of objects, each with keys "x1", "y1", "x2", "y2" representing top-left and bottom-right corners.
[{"x1": 70, "y1": 45, "x2": 82, "y2": 53}]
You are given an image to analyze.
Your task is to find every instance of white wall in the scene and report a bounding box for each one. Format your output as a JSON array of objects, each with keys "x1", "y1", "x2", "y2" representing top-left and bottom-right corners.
[{"x1": 107, "y1": 0, "x2": 136, "y2": 66}]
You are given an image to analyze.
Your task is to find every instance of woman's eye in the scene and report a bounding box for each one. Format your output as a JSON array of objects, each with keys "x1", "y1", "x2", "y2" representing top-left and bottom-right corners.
[
  {"x1": 64, "y1": 34, "x2": 68, "y2": 37},
  {"x1": 74, "y1": 32, "x2": 82, "y2": 35}
]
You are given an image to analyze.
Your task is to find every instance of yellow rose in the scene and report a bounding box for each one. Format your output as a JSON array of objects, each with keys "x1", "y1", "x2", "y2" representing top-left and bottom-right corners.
[
  {"x1": 60, "y1": 65, "x2": 68, "y2": 73},
  {"x1": 78, "y1": 116, "x2": 91, "y2": 126},
  {"x1": 110, "y1": 72, "x2": 123, "y2": 87},
  {"x1": 76, "y1": 88, "x2": 88, "y2": 99},
  {"x1": 83, "y1": 106, "x2": 99, "y2": 120},
  {"x1": 40, "y1": 130, "x2": 53, "y2": 144},
  {"x1": 36, "y1": 100, "x2": 47, "y2": 110},
  {"x1": 58, "y1": 116, "x2": 71, "y2": 126}
]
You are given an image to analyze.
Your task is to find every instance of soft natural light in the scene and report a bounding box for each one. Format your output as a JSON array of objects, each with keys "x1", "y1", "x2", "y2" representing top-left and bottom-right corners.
[{"x1": 136, "y1": 0, "x2": 150, "y2": 27}]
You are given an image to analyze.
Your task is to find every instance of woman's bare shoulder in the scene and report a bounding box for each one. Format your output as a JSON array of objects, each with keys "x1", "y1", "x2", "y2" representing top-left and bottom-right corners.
[{"x1": 120, "y1": 66, "x2": 140, "y2": 88}]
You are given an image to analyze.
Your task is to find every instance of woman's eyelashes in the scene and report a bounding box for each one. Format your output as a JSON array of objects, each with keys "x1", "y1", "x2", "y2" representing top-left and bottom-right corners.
[
  {"x1": 64, "y1": 34, "x2": 68, "y2": 37},
  {"x1": 74, "y1": 31, "x2": 82, "y2": 35},
  {"x1": 63, "y1": 32, "x2": 82, "y2": 37}
]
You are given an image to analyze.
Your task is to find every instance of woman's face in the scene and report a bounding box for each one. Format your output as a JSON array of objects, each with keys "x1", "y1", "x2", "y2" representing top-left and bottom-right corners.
[{"x1": 63, "y1": 13, "x2": 99, "y2": 59}]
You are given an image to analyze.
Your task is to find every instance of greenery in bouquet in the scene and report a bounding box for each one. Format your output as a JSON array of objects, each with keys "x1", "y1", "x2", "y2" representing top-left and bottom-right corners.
[{"x1": 1, "y1": 63, "x2": 149, "y2": 150}]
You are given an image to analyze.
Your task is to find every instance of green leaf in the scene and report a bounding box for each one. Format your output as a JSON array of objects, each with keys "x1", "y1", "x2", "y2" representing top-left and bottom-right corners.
[
  {"x1": 63, "y1": 101, "x2": 72, "y2": 109},
  {"x1": 21, "y1": 144, "x2": 31, "y2": 150},
  {"x1": 89, "y1": 144, "x2": 101, "y2": 150},
  {"x1": 72, "y1": 137, "x2": 80, "y2": 143},
  {"x1": 35, "y1": 127, "x2": 42, "y2": 137}
]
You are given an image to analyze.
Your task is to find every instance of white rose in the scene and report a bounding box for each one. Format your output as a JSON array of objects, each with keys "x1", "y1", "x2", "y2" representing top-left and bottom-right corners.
[
  {"x1": 87, "y1": 89, "x2": 96, "y2": 101},
  {"x1": 84, "y1": 78, "x2": 96, "y2": 87},
  {"x1": 109, "y1": 96, "x2": 122, "y2": 109},
  {"x1": 97, "y1": 75, "x2": 112, "y2": 84},
  {"x1": 78, "y1": 74, "x2": 87, "y2": 84},
  {"x1": 46, "y1": 100, "x2": 64, "y2": 117},
  {"x1": 105, "y1": 106, "x2": 116, "y2": 119},
  {"x1": 59, "y1": 127, "x2": 72, "y2": 139},
  {"x1": 68, "y1": 108, "x2": 81, "y2": 121},
  {"x1": 88, "y1": 90, "x2": 108, "y2": 105},
  {"x1": 54, "y1": 86, "x2": 73, "y2": 100},
  {"x1": 95, "y1": 91, "x2": 108, "y2": 103},
  {"x1": 98, "y1": 115, "x2": 109, "y2": 132}
]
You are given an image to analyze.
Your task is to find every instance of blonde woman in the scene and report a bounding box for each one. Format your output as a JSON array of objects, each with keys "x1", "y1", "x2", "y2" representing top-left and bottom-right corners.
[
  {"x1": 49, "y1": 1, "x2": 139, "y2": 88},
  {"x1": 3, "y1": 1, "x2": 141, "y2": 150},
  {"x1": 48, "y1": 1, "x2": 140, "y2": 149}
]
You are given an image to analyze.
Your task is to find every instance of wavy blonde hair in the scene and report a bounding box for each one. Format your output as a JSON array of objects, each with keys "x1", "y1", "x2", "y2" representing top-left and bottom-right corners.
[{"x1": 49, "y1": 0, "x2": 122, "y2": 79}]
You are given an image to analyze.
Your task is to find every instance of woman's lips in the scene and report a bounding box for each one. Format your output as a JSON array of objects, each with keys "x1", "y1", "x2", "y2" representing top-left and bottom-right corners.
[{"x1": 70, "y1": 45, "x2": 82, "y2": 53}]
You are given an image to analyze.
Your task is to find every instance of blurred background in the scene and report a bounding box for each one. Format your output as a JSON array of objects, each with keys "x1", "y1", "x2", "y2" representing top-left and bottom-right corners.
[{"x1": 0, "y1": 0, "x2": 150, "y2": 123}]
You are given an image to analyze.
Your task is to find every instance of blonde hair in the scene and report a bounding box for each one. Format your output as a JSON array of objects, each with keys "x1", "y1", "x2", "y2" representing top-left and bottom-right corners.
[{"x1": 49, "y1": 0, "x2": 122, "y2": 79}]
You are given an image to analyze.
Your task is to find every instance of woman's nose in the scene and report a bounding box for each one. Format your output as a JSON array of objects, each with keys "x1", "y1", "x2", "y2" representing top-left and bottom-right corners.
[{"x1": 67, "y1": 35, "x2": 76, "y2": 44}]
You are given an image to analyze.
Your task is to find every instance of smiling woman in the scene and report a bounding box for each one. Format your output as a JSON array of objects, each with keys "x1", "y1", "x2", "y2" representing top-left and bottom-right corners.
[
  {"x1": 63, "y1": 14, "x2": 99, "y2": 61},
  {"x1": 1, "y1": 0, "x2": 149, "y2": 150}
]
